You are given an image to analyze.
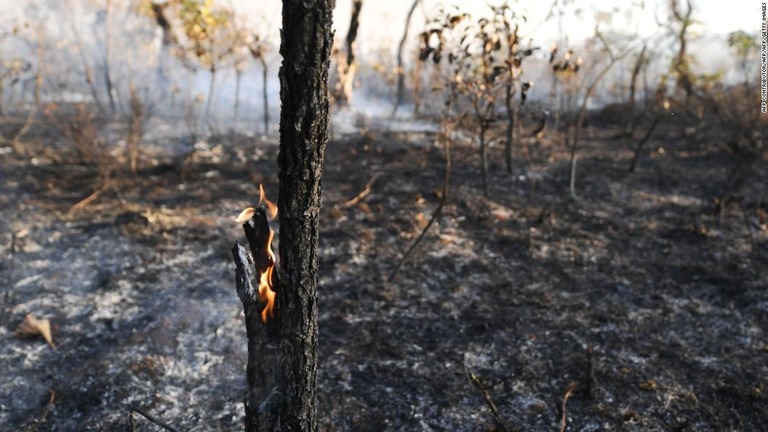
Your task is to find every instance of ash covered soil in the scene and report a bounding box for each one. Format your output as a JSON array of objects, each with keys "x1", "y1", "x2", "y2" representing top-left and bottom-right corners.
[{"x1": 1, "y1": 115, "x2": 767, "y2": 431}]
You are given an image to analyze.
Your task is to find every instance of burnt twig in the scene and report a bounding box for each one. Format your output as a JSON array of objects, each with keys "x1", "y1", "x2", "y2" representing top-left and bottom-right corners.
[
  {"x1": 468, "y1": 371, "x2": 511, "y2": 432},
  {"x1": 343, "y1": 172, "x2": 382, "y2": 208},
  {"x1": 129, "y1": 406, "x2": 180, "y2": 432},
  {"x1": 388, "y1": 199, "x2": 445, "y2": 282},
  {"x1": 69, "y1": 181, "x2": 112, "y2": 213},
  {"x1": 560, "y1": 382, "x2": 578, "y2": 432},
  {"x1": 388, "y1": 101, "x2": 453, "y2": 282},
  {"x1": 628, "y1": 114, "x2": 661, "y2": 173}
]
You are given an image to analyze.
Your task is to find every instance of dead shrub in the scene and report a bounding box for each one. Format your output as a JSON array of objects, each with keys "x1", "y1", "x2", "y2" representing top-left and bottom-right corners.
[{"x1": 43, "y1": 102, "x2": 118, "y2": 210}]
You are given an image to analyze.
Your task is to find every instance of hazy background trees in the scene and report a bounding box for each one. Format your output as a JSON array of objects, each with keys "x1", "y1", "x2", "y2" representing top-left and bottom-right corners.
[{"x1": 0, "y1": 0, "x2": 757, "y2": 133}]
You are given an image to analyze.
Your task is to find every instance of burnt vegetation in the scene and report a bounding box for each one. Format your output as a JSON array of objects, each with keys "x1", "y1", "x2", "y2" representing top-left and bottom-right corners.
[{"x1": 0, "y1": 0, "x2": 766, "y2": 431}]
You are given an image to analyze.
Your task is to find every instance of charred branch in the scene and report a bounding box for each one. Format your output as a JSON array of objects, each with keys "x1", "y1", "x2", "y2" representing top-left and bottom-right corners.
[{"x1": 129, "y1": 406, "x2": 180, "y2": 432}]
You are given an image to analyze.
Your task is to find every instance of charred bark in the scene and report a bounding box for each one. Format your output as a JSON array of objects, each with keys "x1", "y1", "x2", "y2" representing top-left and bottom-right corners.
[
  {"x1": 276, "y1": 0, "x2": 333, "y2": 427},
  {"x1": 232, "y1": 1, "x2": 332, "y2": 432},
  {"x1": 276, "y1": 0, "x2": 334, "y2": 431}
]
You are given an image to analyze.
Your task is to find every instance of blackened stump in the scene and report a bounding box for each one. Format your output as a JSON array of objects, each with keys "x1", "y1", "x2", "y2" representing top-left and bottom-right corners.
[{"x1": 232, "y1": 207, "x2": 281, "y2": 431}]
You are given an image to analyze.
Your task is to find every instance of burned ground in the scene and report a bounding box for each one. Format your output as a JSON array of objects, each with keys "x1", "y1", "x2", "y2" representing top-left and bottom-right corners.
[{"x1": 1, "y1": 114, "x2": 766, "y2": 431}]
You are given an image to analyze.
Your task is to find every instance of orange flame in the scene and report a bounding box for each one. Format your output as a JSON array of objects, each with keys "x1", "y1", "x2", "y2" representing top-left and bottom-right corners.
[
  {"x1": 235, "y1": 207, "x2": 255, "y2": 223},
  {"x1": 259, "y1": 184, "x2": 278, "y2": 220},
  {"x1": 258, "y1": 184, "x2": 277, "y2": 323},
  {"x1": 259, "y1": 227, "x2": 277, "y2": 323},
  {"x1": 234, "y1": 184, "x2": 278, "y2": 323}
]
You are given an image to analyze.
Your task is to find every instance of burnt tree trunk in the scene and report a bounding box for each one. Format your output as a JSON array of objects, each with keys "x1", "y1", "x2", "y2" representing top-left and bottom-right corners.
[
  {"x1": 504, "y1": 81, "x2": 517, "y2": 175},
  {"x1": 260, "y1": 56, "x2": 269, "y2": 134},
  {"x1": 234, "y1": 66, "x2": 242, "y2": 126},
  {"x1": 334, "y1": 0, "x2": 362, "y2": 106},
  {"x1": 671, "y1": 0, "x2": 694, "y2": 106},
  {"x1": 276, "y1": 0, "x2": 333, "y2": 427},
  {"x1": 205, "y1": 66, "x2": 217, "y2": 122},
  {"x1": 233, "y1": 1, "x2": 332, "y2": 431},
  {"x1": 392, "y1": 0, "x2": 420, "y2": 117},
  {"x1": 103, "y1": 0, "x2": 116, "y2": 113},
  {"x1": 624, "y1": 45, "x2": 646, "y2": 138}
]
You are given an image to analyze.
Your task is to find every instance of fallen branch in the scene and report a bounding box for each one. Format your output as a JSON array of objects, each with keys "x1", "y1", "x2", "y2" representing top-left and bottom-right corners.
[
  {"x1": 69, "y1": 181, "x2": 111, "y2": 213},
  {"x1": 560, "y1": 382, "x2": 578, "y2": 432},
  {"x1": 343, "y1": 172, "x2": 382, "y2": 208}
]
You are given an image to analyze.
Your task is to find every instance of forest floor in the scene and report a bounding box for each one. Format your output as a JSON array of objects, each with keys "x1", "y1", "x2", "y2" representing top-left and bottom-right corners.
[{"x1": 0, "y1": 111, "x2": 767, "y2": 431}]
